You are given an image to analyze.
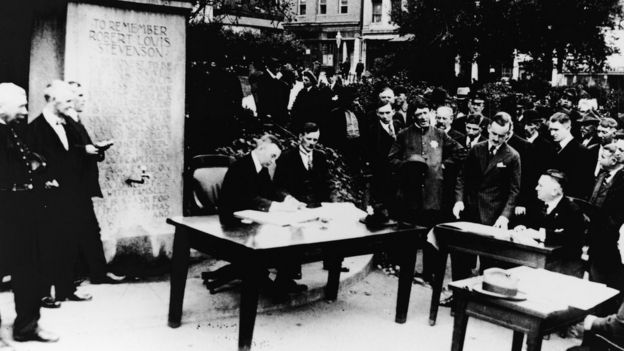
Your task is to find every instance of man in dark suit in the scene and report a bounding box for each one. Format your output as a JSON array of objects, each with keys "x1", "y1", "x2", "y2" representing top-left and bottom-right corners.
[
  {"x1": 587, "y1": 143, "x2": 624, "y2": 291},
  {"x1": 0, "y1": 83, "x2": 59, "y2": 343},
  {"x1": 28, "y1": 80, "x2": 92, "y2": 307},
  {"x1": 219, "y1": 134, "x2": 307, "y2": 292},
  {"x1": 549, "y1": 112, "x2": 594, "y2": 200},
  {"x1": 506, "y1": 124, "x2": 533, "y2": 219},
  {"x1": 572, "y1": 301, "x2": 624, "y2": 350},
  {"x1": 514, "y1": 169, "x2": 585, "y2": 277},
  {"x1": 463, "y1": 114, "x2": 486, "y2": 149},
  {"x1": 323, "y1": 87, "x2": 365, "y2": 172},
  {"x1": 588, "y1": 117, "x2": 619, "y2": 180},
  {"x1": 393, "y1": 86, "x2": 412, "y2": 133},
  {"x1": 366, "y1": 100, "x2": 398, "y2": 218},
  {"x1": 291, "y1": 71, "x2": 329, "y2": 131},
  {"x1": 274, "y1": 122, "x2": 330, "y2": 206},
  {"x1": 66, "y1": 81, "x2": 124, "y2": 285},
  {"x1": 453, "y1": 112, "x2": 521, "y2": 279}
]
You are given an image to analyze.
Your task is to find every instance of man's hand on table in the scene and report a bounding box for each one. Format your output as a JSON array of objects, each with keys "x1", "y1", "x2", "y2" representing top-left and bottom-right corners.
[
  {"x1": 452, "y1": 201, "x2": 464, "y2": 219},
  {"x1": 269, "y1": 196, "x2": 307, "y2": 212},
  {"x1": 493, "y1": 216, "x2": 509, "y2": 229},
  {"x1": 514, "y1": 206, "x2": 526, "y2": 216}
]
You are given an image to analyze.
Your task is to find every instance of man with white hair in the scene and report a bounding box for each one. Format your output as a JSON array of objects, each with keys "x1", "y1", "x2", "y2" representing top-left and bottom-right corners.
[
  {"x1": 29, "y1": 80, "x2": 93, "y2": 308},
  {"x1": 0, "y1": 82, "x2": 59, "y2": 343}
]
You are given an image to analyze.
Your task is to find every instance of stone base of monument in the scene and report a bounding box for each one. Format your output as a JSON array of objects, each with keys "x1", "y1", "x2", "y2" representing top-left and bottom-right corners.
[{"x1": 174, "y1": 254, "x2": 374, "y2": 319}]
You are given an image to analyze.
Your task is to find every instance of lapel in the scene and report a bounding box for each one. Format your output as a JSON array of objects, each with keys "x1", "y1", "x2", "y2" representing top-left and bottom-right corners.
[
  {"x1": 484, "y1": 143, "x2": 509, "y2": 174},
  {"x1": 608, "y1": 168, "x2": 624, "y2": 194},
  {"x1": 40, "y1": 115, "x2": 69, "y2": 153}
]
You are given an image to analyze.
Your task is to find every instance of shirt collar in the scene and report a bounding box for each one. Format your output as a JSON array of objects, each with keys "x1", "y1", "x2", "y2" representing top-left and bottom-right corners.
[
  {"x1": 250, "y1": 150, "x2": 263, "y2": 173},
  {"x1": 545, "y1": 194, "x2": 563, "y2": 214},
  {"x1": 559, "y1": 135, "x2": 574, "y2": 149},
  {"x1": 527, "y1": 132, "x2": 538, "y2": 143},
  {"x1": 487, "y1": 141, "x2": 502, "y2": 152},
  {"x1": 299, "y1": 145, "x2": 312, "y2": 156},
  {"x1": 0, "y1": 118, "x2": 5, "y2": 125},
  {"x1": 42, "y1": 107, "x2": 65, "y2": 126}
]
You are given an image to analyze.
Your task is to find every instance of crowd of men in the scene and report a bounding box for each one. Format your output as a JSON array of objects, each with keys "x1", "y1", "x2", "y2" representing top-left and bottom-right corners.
[
  {"x1": 217, "y1": 67, "x2": 624, "y2": 348},
  {"x1": 0, "y1": 80, "x2": 123, "y2": 347}
]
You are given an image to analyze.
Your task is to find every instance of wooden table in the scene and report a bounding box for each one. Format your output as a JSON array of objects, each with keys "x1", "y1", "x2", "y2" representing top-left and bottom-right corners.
[
  {"x1": 166, "y1": 215, "x2": 426, "y2": 351},
  {"x1": 429, "y1": 222, "x2": 565, "y2": 326},
  {"x1": 448, "y1": 266, "x2": 619, "y2": 351}
]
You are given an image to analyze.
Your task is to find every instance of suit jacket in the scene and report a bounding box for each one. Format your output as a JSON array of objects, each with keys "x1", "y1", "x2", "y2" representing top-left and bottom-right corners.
[
  {"x1": 456, "y1": 141, "x2": 521, "y2": 225},
  {"x1": 447, "y1": 128, "x2": 466, "y2": 146},
  {"x1": 65, "y1": 117, "x2": 103, "y2": 198},
  {"x1": 464, "y1": 134, "x2": 486, "y2": 149},
  {"x1": 292, "y1": 87, "x2": 330, "y2": 131},
  {"x1": 366, "y1": 120, "x2": 397, "y2": 209},
  {"x1": 27, "y1": 114, "x2": 82, "y2": 204},
  {"x1": 274, "y1": 148, "x2": 330, "y2": 205},
  {"x1": 392, "y1": 110, "x2": 412, "y2": 133},
  {"x1": 591, "y1": 301, "x2": 624, "y2": 346},
  {"x1": 218, "y1": 154, "x2": 287, "y2": 223},
  {"x1": 523, "y1": 196, "x2": 585, "y2": 276},
  {"x1": 553, "y1": 138, "x2": 593, "y2": 199},
  {"x1": 589, "y1": 168, "x2": 624, "y2": 267}
]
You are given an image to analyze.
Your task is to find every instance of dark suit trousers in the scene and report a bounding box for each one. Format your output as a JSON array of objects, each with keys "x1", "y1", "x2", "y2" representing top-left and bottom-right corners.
[
  {"x1": 40, "y1": 190, "x2": 79, "y2": 299},
  {"x1": 75, "y1": 199, "x2": 107, "y2": 281}
]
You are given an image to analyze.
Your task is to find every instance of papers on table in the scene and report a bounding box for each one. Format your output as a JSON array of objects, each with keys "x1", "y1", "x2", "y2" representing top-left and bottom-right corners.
[
  {"x1": 438, "y1": 221, "x2": 513, "y2": 241},
  {"x1": 511, "y1": 266, "x2": 619, "y2": 311},
  {"x1": 234, "y1": 202, "x2": 367, "y2": 226}
]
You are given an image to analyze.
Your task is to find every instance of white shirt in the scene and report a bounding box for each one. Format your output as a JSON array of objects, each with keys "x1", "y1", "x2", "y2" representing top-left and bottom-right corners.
[
  {"x1": 380, "y1": 121, "x2": 395, "y2": 138},
  {"x1": 487, "y1": 141, "x2": 501, "y2": 156},
  {"x1": 250, "y1": 150, "x2": 263, "y2": 173},
  {"x1": 544, "y1": 195, "x2": 563, "y2": 215},
  {"x1": 43, "y1": 107, "x2": 69, "y2": 151},
  {"x1": 594, "y1": 145, "x2": 604, "y2": 177},
  {"x1": 558, "y1": 135, "x2": 574, "y2": 151},
  {"x1": 526, "y1": 132, "x2": 538, "y2": 143}
]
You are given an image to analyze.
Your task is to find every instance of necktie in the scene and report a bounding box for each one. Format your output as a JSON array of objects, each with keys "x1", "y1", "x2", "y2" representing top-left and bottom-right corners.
[
  {"x1": 554, "y1": 143, "x2": 562, "y2": 153},
  {"x1": 308, "y1": 153, "x2": 313, "y2": 170},
  {"x1": 388, "y1": 123, "x2": 396, "y2": 139},
  {"x1": 487, "y1": 145, "x2": 496, "y2": 163}
]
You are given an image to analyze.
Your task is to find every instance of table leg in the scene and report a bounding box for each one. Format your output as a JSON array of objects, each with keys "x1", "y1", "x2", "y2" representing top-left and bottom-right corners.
[
  {"x1": 168, "y1": 228, "x2": 190, "y2": 328},
  {"x1": 511, "y1": 331, "x2": 524, "y2": 351},
  {"x1": 324, "y1": 256, "x2": 342, "y2": 301},
  {"x1": 429, "y1": 250, "x2": 448, "y2": 326},
  {"x1": 238, "y1": 270, "x2": 260, "y2": 351},
  {"x1": 526, "y1": 330, "x2": 543, "y2": 351},
  {"x1": 395, "y1": 245, "x2": 417, "y2": 324},
  {"x1": 450, "y1": 294, "x2": 469, "y2": 351}
]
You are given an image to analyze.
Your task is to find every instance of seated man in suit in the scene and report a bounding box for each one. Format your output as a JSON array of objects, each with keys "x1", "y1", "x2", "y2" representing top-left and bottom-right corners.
[
  {"x1": 274, "y1": 122, "x2": 330, "y2": 206},
  {"x1": 514, "y1": 169, "x2": 585, "y2": 277},
  {"x1": 568, "y1": 300, "x2": 624, "y2": 350},
  {"x1": 219, "y1": 134, "x2": 307, "y2": 293}
]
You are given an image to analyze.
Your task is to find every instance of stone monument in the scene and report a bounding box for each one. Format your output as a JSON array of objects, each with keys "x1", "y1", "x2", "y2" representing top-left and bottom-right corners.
[{"x1": 28, "y1": 0, "x2": 192, "y2": 264}]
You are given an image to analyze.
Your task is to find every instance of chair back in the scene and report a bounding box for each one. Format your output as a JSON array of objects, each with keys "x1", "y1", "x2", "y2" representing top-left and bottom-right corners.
[{"x1": 188, "y1": 154, "x2": 235, "y2": 215}]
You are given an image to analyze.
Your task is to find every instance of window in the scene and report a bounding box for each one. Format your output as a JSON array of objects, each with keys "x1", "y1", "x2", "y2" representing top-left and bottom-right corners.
[
  {"x1": 340, "y1": 0, "x2": 348, "y2": 13},
  {"x1": 319, "y1": 0, "x2": 327, "y2": 14},
  {"x1": 299, "y1": 0, "x2": 306, "y2": 14},
  {"x1": 372, "y1": 0, "x2": 382, "y2": 22}
]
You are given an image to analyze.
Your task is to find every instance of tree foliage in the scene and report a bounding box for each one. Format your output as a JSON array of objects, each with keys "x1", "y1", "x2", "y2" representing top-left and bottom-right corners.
[{"x1": 391, "y1": 0, "x2": 623, "y2": 80}]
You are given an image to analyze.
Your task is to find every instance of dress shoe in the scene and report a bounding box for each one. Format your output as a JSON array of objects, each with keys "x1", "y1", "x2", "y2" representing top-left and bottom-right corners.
[
  {"x1": 439, "y1": 292, "x2": 454, "y2": 307},
  {"x1": 59, "y1": 292, "x2": 92, "y2": 302},
  {"x1": 40, "y1": 297, "x2": 61, "y2": 309},
  {"x1": 91, "y1": 273, "x2": 125, "y2": 285},
  {"x1": 274, "y1": 279, "x2": 308, "y2": 293},
  {"x1": 13, "y1": 328, "x2": 59, "y2": 343}
]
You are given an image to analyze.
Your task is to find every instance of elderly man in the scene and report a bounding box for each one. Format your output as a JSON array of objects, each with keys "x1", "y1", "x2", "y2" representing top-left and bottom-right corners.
[
  {"x1": 514, "y1": 169, "x2": 585, "y2": 277},
  {"x1": 587, "y1": 143, "x2": 624, "y2": 291},
  {"x1": 435, "y1": 105, "x2": 465, "y2": 145},
  {"x1": 0, "y1": 83, "x2": 58, "y2": 343},
  {"x1": 28, "y1": 80, "x2": 93, "y2": 307},
  {"x1": 549, "y1": 112, "x2": 594, "y2": 199}
]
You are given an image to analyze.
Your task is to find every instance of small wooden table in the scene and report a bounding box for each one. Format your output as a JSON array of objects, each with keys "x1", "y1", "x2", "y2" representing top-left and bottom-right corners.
[
  {"x1": 448, "y1": 266, "x2": 619, "y2": 351},
  {"x1": 429, "y1": 222, "x2": 565, "y2": 326},
  {"x1": 166, "y1": 215, "x2": 426, "y2": 351}
]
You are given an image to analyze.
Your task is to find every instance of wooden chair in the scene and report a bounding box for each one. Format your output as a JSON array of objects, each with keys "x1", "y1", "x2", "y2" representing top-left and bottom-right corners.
[{"x1": 185, "y1": 154, "x2": 240, "y2": 293}]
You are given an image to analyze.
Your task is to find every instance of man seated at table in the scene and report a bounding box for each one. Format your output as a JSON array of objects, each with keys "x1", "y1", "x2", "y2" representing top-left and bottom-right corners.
[
  {"x1": 513, "y1": 169, "x2": 585, "y2": 277},
  {"x1": 218, "y1": 134, "x2": 308, "y2": 293}
]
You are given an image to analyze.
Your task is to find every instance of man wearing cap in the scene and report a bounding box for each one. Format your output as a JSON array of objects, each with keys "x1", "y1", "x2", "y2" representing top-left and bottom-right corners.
[
  {"x1": 579, "y1": 112, "x2": 601, "y2": 148},
  {"x1": 549, "y1": 112, "x2": 594, "y2": 199},
  {"x1": 323, "y1": 87, "x2": 365, "y2": 171},
  {"x1": 452, "y1": 92, "x2": 489, "y2": 137},
  {"x1": 0, "y1": 82, "x2": 59, "y2": 343}
]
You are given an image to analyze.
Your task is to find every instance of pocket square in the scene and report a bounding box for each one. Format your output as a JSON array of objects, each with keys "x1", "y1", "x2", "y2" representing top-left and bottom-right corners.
[
  {"x1": 554, "y1": 228, "x2": 564, "y2": 233},
  {"x1": 496, "y1": 162, "x2": 506, "y2": 168}
]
